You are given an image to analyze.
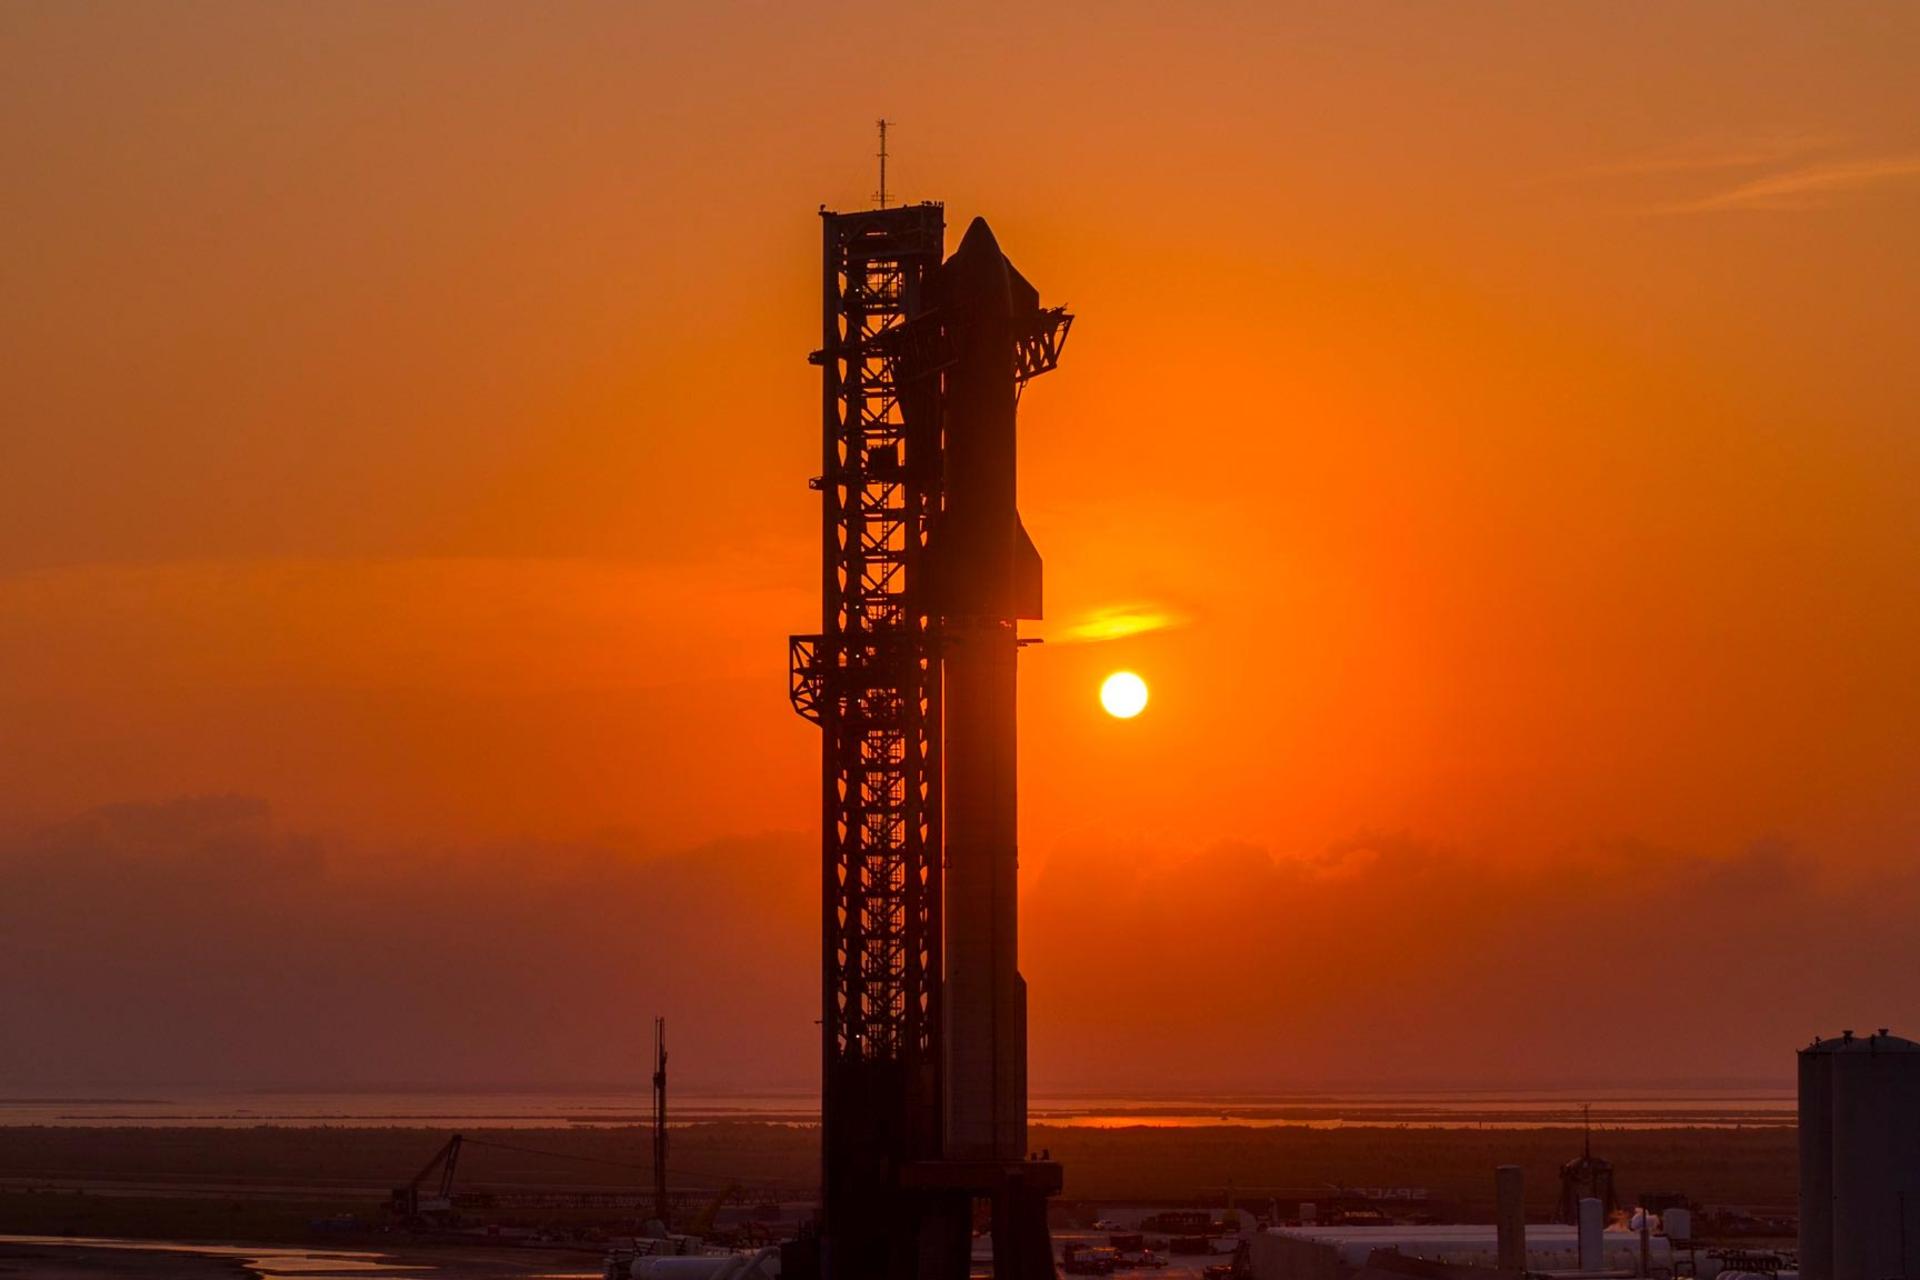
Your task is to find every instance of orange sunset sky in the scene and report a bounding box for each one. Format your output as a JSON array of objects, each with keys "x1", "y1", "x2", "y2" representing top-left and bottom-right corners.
[{"x1": 3, "y1": 2, "x2": 1919, "y2": 1091}]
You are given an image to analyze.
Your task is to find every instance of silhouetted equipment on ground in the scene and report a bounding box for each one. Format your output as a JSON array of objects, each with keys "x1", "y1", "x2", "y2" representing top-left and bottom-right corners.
[
  {"x1": 1554, "y1": 1106, "x2": 1616, "y2": 1223},
  {"x1": 687, "y1": 1183, "x2": 746, "y2": 1238},
  {"x1": 789, "y1": 198, "x2": 1072, "y2": 1280},
  {"x1": 1797, "y1": 1028, "x2": 1920, "y2": 1280},
  {"x1": 387, "y1": 1133, "x2": 798, "y2": 1234},
  {"x1": 390, "y1": 1133, "x2": 492, "y2": 1222}
]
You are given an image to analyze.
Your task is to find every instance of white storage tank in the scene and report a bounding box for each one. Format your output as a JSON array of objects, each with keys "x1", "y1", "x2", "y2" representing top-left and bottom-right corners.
[{"x1": 1577, "y1": 1197, "x2": 1604, "y2": 1272}]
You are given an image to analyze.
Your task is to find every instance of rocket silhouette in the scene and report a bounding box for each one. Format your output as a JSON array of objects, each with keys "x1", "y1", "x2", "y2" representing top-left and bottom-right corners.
[{"x1": 930, "y1": 216, "x2": 1046, "y2": 1163}]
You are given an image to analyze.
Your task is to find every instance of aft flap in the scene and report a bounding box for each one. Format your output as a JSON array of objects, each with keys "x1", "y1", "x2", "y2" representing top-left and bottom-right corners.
[{"x1": 1014, "y1": 515, "x2": 1043, "y2": 620}]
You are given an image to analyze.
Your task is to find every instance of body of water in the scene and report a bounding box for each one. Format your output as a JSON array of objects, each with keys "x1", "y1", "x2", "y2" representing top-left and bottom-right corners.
[{"x1": 0, "y1": 1087, "x2": 1795, "y2": 1130}]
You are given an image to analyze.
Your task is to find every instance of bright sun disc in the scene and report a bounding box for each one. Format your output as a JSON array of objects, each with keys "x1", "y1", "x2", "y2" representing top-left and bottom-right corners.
[{"x1": 1100, "y1": 671, "x2": 1149, "y2": 719}]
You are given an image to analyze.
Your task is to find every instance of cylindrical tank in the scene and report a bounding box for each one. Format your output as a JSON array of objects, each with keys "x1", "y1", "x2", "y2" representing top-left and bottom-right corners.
[
  {"x1": 1826, "y1": 1030, "x2": 1920, "y2": 1280},
  {"x1": 1496, "y1": 1165, "x2": 1527, "y2": 1272},
  {"x1": 1578, "y1": 1196, "x2": 1604, "y2": 1272},
  {"x1": 1799, "y1": 1030, "x2": 1920, "y2": 1280}
]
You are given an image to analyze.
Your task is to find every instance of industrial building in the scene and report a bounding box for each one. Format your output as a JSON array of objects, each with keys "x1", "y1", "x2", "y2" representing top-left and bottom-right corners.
[
  {"x1": 1246, "y1": 1031, "x2": 1920, "y2": 1280},
  {"x1": 1250, "y1": 1225, "x2": 1675, "y2": 1280},
  {"x1": 1249, "y1": 1160, "x2": 1676, "y2": 1280}
]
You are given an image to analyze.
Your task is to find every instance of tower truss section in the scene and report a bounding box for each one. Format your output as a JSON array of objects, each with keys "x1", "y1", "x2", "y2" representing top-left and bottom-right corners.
[{"x1": 791, "y1": 202, "x2": 947, "y2": 1277}]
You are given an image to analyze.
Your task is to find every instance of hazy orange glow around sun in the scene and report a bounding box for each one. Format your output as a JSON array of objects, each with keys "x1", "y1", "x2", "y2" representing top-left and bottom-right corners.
[{"x1": 3, "y1": 2, "x2": 1919, "y2": 1090}]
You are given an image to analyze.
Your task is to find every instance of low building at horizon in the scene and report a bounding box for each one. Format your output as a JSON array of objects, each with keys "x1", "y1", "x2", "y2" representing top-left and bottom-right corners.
[{"x1": 1251, "y1": 1223, "x2": 1674, "y2": 1280}]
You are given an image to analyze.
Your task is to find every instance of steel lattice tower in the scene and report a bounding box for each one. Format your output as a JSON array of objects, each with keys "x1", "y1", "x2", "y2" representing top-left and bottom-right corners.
[{"x1": 790, "y1": 202, "x2": 948, "y2": 1279}]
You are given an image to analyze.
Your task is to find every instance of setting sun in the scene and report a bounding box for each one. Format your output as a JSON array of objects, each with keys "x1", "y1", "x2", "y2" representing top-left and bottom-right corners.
[{"x1": 1100, "y1": 671, "x2": 1149, "y2": 719}]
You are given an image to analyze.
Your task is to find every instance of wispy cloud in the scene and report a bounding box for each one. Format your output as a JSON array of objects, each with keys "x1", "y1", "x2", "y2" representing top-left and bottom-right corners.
[
  {"x1": 1565, "y1": 135, "x2": 1920, "y2": 216},
  {"x1": 1664, "y1": 154, "x2": 1920, "y2": 213},
  {"x1": 1046, "y1": 601, "x2": 1189, "y2": 645},
  {"x1": 1581, "y1": 133, "x2": 1835, "y2": 180}
]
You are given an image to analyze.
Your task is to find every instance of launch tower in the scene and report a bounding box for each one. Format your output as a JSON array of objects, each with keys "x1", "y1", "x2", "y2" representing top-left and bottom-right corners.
[{"x1": 790, "y1": 200, "x2": 1070, "y2": 1280}]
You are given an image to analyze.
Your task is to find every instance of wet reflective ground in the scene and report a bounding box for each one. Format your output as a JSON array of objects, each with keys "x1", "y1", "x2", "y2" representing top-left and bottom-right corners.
[{"x1": 0, "y1": 1235, "x2": 600, "y2": 1279}]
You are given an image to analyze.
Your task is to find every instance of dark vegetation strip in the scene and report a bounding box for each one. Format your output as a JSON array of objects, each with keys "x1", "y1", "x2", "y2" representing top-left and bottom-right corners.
[{"x1": 0, "y1": 1123, "x2": 1796, "y2": 1213}]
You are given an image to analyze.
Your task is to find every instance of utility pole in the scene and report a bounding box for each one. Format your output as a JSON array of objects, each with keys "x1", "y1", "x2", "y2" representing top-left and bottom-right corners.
[
  {"x1": 874, "y1": 118, "x2": 891, "y2": 208},
  {"x1": 653, "y1": 1016, "x2": 669, "y2": 1229}
]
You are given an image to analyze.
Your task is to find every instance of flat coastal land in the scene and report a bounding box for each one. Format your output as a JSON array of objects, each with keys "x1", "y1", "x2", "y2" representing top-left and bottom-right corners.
[{"x1": 0, "y1": 1121, "x2": 1795, "y2": 1233}]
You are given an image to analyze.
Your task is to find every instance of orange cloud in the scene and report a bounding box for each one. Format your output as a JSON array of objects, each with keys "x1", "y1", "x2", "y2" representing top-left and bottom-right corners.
[{"x1": 1045, "y1": 601, "x2": 1191, "y2": 645}]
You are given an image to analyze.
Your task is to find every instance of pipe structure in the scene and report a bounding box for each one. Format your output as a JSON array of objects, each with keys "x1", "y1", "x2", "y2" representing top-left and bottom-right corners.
[{"x1": 1496, "y1": 1164, "x2": 1527, "y2": 1272}]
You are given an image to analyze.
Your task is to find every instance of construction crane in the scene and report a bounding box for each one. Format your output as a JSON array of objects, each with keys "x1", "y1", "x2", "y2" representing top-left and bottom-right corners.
[
  {"x1": 684, "y1": 1183, "x2": 744, "y2": 1238},
  {"x1": 388, "y1": 1132, "x2": 800, "y2": 1236},
  {"x1": 390, "y1": 1133, "x2": 493, "y2": 1223}
]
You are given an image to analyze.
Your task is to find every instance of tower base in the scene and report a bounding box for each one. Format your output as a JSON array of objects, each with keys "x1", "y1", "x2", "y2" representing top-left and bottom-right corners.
[{"x1": 899, "y1": 1159, "x2": 1062, "y2": 1280}]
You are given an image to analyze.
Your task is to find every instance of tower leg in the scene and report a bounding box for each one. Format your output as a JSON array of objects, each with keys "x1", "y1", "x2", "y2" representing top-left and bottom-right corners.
[
  {"x1": 913, "y1": 1193, "x2": 973, "y2": 1280},
  {"x1": 991, "y1": 1177, "x2": 1056, "y2": 1280}
]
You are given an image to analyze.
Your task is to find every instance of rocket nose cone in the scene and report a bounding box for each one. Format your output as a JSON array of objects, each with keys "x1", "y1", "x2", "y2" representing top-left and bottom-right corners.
[
  {"x1": 946, "y1": 217, "x2": 1009, "y2": 296},
  {"x1": 957, "y1": 216, "x2": 1001, "y2": 256}
]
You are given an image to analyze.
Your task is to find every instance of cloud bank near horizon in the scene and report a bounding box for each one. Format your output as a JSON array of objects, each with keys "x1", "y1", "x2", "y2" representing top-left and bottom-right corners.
[{"x1": 4, "y1": 796, "x2": 1914, "y2": 1094}]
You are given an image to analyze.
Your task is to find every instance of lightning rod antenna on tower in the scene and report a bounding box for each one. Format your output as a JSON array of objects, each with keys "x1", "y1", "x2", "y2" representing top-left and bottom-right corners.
[
  {"x1": 652, "y1": 1016, "x2": 668, "y2": 1228},
  {"x1": 874, "y1": 118, "x2": 890, "y2": 208}
]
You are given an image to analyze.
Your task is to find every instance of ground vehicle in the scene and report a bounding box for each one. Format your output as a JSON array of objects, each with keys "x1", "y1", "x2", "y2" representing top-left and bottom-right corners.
[
  {"x1": 1062, "y1": 1244, "x2": 1119, "y2": 1275},
  {"x1": 1116, "y1": 1250, "x2": 1168, "y2": 1269},
  {"x1": 1206, "y1": 1240, "x2": 1253, "y2": 1280}
]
